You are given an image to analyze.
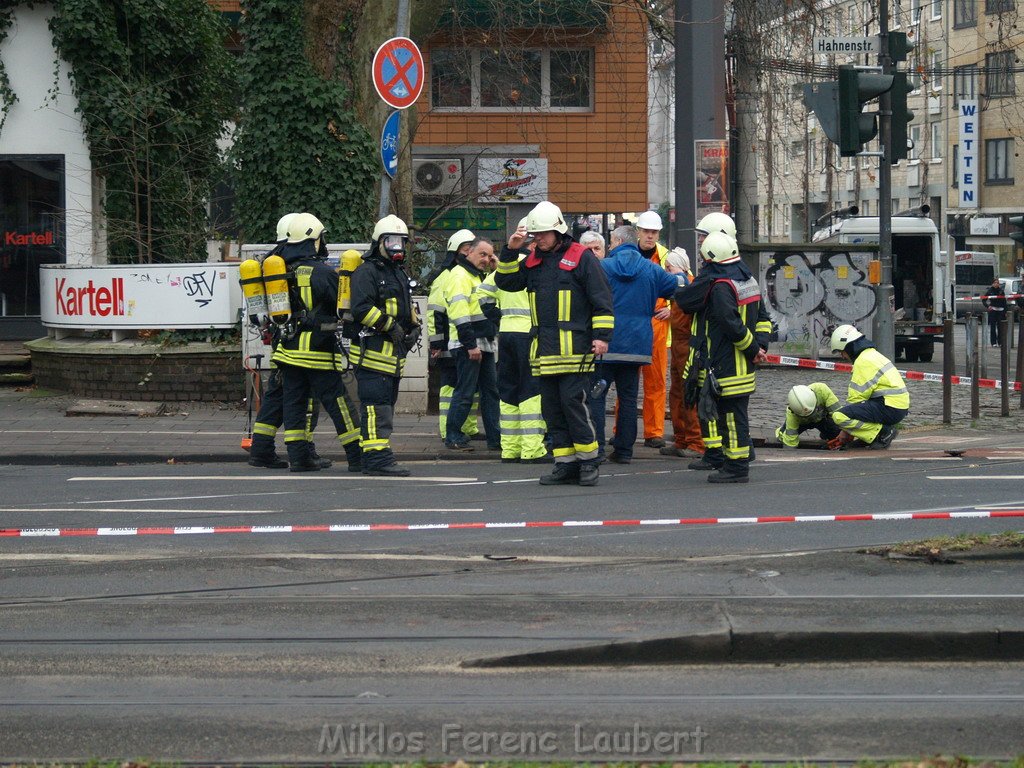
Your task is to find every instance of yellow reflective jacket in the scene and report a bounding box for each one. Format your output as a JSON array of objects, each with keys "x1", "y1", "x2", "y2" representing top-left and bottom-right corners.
[{"x1": 847, "y1": 347, "x2": 910, "y2": 410}]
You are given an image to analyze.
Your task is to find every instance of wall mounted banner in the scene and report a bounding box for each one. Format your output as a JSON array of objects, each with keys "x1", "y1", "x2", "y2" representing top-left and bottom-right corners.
[
  {"x1": 695, "y1": 140, "x2": 730, "y2": 225},
  {"x1": 40, "y1": 264, "x2": 241, "y2": 329},
  {"x1": 477, "y1": 158, "x2": 549, "y2": 203},
  {"x1": 958, "y1": 99, "x2": 979, "y2": 209}
]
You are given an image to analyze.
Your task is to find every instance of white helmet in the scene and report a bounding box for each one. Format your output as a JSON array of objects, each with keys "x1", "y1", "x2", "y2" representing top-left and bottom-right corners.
[
  {"x1": 446, "y1": 229, "x2": 475, "y2": 253},
  {"x1": 830, "y1": 324, "x2": 864, "y2": 353},
  {"x1": 371, "y1": 214, "x2": 409, "y2": 242},
  {"x1": 699, "y1": 231, "x2": 739, "y2": 264},
  {"x1": 275, "y1": 212, "x2": 300, "y2": 243},
  {"x1": 526, "y1": 201, "x2": 568, "y2": 235},
  {"x1": 696, "y1": 211, "x2": 737, "y2": 239},
  {"x1": 286, "y1": 212, "x2": 326, "y2": 244},
  {"x1": 787, "y1": 385, "x2": 818, "y2": 417},
  {"x1": 635, "y1": 210, "x2": 663, "y2": 231}
]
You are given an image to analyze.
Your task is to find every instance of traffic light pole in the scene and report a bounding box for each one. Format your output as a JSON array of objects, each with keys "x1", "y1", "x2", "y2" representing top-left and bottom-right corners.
[{"x1": 872, "y1": 1, "x2": 896, "y2": 360}]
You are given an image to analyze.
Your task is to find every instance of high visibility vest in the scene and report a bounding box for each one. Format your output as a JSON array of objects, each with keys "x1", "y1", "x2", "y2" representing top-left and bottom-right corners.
[{"x1": 848, "y1": 348, "x2": 910, "y2": 410}]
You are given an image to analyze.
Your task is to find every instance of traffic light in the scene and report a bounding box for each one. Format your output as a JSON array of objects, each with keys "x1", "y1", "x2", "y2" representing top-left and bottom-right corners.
[
  {"x1": 889, "y1": 72, "x2": 917, "y2": 163},
  {"x1": 888, "y1": 31, "x2": 914, "y2": 63},
  {"x1": 838, "y1": 65, "x2": 894, "y2": 157},
  {"x1": 1010, "y1": 216, "x2": 1024, "y2": 248},
  {"x1": 801, "y1": 81, "x2": 842, "y2": 147}
]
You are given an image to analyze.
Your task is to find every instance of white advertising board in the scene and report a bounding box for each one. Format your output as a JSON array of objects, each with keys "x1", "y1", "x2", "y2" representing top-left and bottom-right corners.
[
  {"x1": 477, "y1": 158, "x2": 549, "y2": 203},
  {"x1": 958, "y1": 100, "x2": 979, "y2": 209},
  {"x1": 40, "y1": 263, "x2": 241, "y2": 329}
]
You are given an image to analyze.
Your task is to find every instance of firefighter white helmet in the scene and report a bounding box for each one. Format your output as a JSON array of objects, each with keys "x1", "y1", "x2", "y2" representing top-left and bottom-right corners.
[
  {"x1": 830, "y1": 324, "x2": 864, "y2": 353},
  {"x1": 525, "y1": 201, "x2": 568, "y2": 235},
  {"x1": 371, "y1": 214, "x2": 409, "y2": 242},
  {"x1": 446, "y1": 229, "x2": 475, "y2": 253},
  {"x1": 696, "y1": 211, "x2": 737, "y2": 239},
  {"x1": 635, "y1": 210, "x2": 663, "y2": 230},
  {"x1": 787, "y1": 385, "x2": 818, "y2": 417},
  {"x1": 275, "y1": 212, "x2": 300, "y2": 243},
  {"x1": 286, "y1": 212, "x2": 326, "y2": 244},
  {"x1": 699, "y1": 231, "x2": 740, "y2": 264}
]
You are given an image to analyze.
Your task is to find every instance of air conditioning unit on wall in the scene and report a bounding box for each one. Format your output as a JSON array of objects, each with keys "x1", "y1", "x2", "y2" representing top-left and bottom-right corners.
[{"x1": 413, "y1": 159, "x2": 463, "y2": 197}]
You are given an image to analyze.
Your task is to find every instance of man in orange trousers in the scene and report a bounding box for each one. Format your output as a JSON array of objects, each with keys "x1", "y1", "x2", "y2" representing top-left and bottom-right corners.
[
  {"x1": 661, "y1": 247, "x2": 704, "y2": 457},
  {"x1": 634, "y1": 210, "x2": 671, "y2": 447}
]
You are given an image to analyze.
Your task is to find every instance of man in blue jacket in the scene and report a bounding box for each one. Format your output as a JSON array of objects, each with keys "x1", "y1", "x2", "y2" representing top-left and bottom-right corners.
[{"x1": 588, "y1": 225, "x2": 681, "y2": 464}]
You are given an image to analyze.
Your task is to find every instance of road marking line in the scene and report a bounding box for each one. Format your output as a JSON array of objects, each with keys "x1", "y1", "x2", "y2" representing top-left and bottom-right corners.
[
  {"x1": 0, "y1": 508, "x2": 282, "y2": 515},
  {"x1": 67, "y1": 475, "x2": 478, "y2": 483},
  {"x1": 77, "y1": 492, "x2": 297, "y2": 504},
  {"x1": 763, "y1": 456, "x2": 853, "y2": 462},
  {"x1": 891, "y1": 457, "x2": 964, "y2": 461},
  {"x1": 325, "y1": 508, "x2": 484, "y2": 513},
  {"x1": 929, "y1": 475, "x2": 1024, "y2": 480}
]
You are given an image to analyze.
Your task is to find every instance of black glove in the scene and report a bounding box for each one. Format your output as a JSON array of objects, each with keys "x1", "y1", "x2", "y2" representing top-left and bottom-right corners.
[
  {"x1": 386, "y1": 324, "x2": 405, "y2": 346},
  {"x1": 403, "y1": 324, "x2": 422, "y2": 347}
]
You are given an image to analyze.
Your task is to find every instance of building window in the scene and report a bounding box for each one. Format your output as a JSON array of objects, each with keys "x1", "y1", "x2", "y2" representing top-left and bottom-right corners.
[
  {"x1": 986, "y1": 0, "x2": 1014, "y2": 12},
  {"x1": 952, "y1": 144, "x2": 959, "y2": 187},
  {"x1": 985, "y1": 50, "x2": 1015, "y2": 97},
  {"x1": 954, "y1": 0, "x2": 976, "y2": 27},
  {"x1": 0, "y1": 156, "x2": 66, "y2": 317},
  {"x1": 930, "y1": 122, "x2": 942, "y2": 161},
  {"x1": 909, "y1": 125, "x2": 921, "y2": 162},
  {"x1": 430, "y1": 48, "x2": 593, "y2": 111},
  {"x1": 954, "y1": 65, "x2": 978, "y2": 105},
  {"x1": 910, "y1": 0, "x2": 921, "y2": 24},
  {"x1": 985, "y1": 138, "x2": 1014, "y2": 183},
  {"x1": 862, "y1": 1, "x2": 872, "y2": 30},
  {"x1": 861, "y1": 199, "x2": 870, "y2": 216},
  {"x1": 930, "y1": 51, "x2": 942, "y2": 90},
  {"x1": 931, "y1": 0, "x2": 942, "y2": 20},
  {"x1": 892, "y1": 0, "x2": 904, "y2": 27},
  {"x1": 848, "y1": 4, "x2": 856, "y2": 33}
]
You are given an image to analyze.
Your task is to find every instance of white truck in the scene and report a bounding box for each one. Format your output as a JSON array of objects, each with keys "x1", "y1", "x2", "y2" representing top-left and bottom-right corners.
[{"x1": 814, "y1": 213, "x2": 949, "y2": 363}]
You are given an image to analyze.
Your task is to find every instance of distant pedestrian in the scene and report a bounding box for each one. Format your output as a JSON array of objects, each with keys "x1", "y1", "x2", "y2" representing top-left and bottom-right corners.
[
  {"x1": 983, "y1": 278, "x2": 1007, "y2": 347},
  {"x1": 579, "y1": 231, "x2": 606, "y2": 260}
]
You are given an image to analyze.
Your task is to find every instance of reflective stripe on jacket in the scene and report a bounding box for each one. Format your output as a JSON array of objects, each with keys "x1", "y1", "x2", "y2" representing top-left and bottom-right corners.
[
  {"x1": 777, "y1": 382, "x2": 840, "y2": 447},
  {"x1": 271, "y1": 262, "x2": 344, "y2": 371},
  {"x1": 477, "y1": 268, "x2": 532, "y2": 335},
  {"x1": 349, "y1": 255, "x2": 414, "y2": 377},
  {"x1": 847, "y1": 348, "x2": 910, "y2": 410}
]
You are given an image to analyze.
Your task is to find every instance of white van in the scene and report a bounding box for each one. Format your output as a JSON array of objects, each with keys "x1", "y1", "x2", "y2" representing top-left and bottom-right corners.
[{"x1": 953, "y1": 251, "x2": 997, "y2": 317}]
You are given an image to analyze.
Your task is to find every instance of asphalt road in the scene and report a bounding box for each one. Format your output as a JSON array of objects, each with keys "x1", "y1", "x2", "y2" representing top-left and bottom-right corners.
[{"x1": 2, "y1": 452, "x2": 1023, "y2": 760}]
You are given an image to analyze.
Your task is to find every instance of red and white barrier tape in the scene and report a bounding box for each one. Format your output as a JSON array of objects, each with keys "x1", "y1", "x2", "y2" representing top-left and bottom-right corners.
[
  {"x1": 956, "y1": 293, "x2": 1024, "y2": 301},
  {"x1": 1, "y1": 510, "x2": 1023, "y2": 539},
  {"x1": 764, "y1": 353, "x2": 1022, "y2": 392}
]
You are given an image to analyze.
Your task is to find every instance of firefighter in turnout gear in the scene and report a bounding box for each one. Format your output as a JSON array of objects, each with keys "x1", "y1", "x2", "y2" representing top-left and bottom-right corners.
[
  {"x1": 477, "y1": 221, "x2": 549, "y2": 463},
  {"x1": 270, "y1": 213, "x2": 363, "y2": 472},
  {"x1": 828, "y1": 324, "x2": 909, "y2": 449},
  {"x1": 246, "y1": 212, "x2": 331, "y2": 469},
  {"x1": 495, "y1": 201, "x2": 614, "y2": 486},
  {"x1": 426, "y1": 229, "x2": 480, "y2": 440},
  {"x1": 675, "y1": 232, "x2": 772, "y2": 483},
  {"x1": 775, "y1": 383, "x2": 842, "y2": 448},
  {"x1": 350, "y1": 215, "x2": 420, "y2": 476}
]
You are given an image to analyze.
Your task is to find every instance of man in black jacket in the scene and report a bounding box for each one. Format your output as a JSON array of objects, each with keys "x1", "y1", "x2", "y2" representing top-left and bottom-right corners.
[
  {"x1": 982, "y1": 277, "x2": 1007, "y2": 347},
  {"x1": 349, "y1": 215, "x2": 420, "y2": 476},
  {"x1": 495, "y1": 201, "x2": 614, "y2": 486},
  {"x1": 675, "y1": 232, "x2": 771, "y2": 483}
]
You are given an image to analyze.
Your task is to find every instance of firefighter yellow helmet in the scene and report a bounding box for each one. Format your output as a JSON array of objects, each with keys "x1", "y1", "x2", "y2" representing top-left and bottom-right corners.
[
  {"x1": 696, "y1": 211, "x2": 737, "y2": 239},
  {"x1": 830, "y1": 324, "x2": 864, "y2": 353},
  {"x1": 286, "y1": 212, "x2": 326, "y2": 244},
  {"x1": 371, "y1": 214, "x2": 409, "y2": 242},
  {"x1": 787, "y1": 385, "x2": 818, "y2": 417},
  {"x1": 526, "y1": 201, "x2": 568, "y2": 235},
  {"x1": 275, "y1": 212, "x2": 300, "y2": 243},
  {"x1": 699, "y1": 231, "x2": 739, "y2": 264},
  {"x1": 446, "y1": 229, "x2": 475, "y2": 253}
]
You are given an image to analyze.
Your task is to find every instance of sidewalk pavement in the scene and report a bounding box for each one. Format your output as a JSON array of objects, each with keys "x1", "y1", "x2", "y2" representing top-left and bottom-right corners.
[{"x1": 3, "y1": 365, "x2": 1024, "y2": 465}]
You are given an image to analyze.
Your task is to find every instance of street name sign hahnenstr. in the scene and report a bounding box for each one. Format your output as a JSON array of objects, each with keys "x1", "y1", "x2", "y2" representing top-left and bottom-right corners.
[{"x1": 813, "y1": 36, "x2": 880, "y2": 54}]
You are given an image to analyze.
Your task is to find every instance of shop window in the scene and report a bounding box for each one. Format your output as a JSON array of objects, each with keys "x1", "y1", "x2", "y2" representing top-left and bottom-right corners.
[{"x1": 0, "y1": 156, "x2": 65, "y2": 317}]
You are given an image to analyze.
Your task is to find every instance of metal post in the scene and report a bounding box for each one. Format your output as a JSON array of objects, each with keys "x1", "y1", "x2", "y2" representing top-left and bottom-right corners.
[
  {"x1": 965, "y1": 315, "x2": 975, "y2": 380},
  {"x1": 872, "y1": 0, "x2": 895, "y2": 361},
  {"x1": 942, "y1": 317, "x2": 953, "y2": 424},
  {"x1": 971, "y1": 318, "x2": 980, "y2": 420},
  {"x1": 1016, "y1": 311, "x2": 1024, "y2": 408},
  {"x1": 1001, "y1": 317, "x2": 1010, "y2": 416},
  {"x1": 378, "y1": 0, "x2": 411, "y2": 218}
]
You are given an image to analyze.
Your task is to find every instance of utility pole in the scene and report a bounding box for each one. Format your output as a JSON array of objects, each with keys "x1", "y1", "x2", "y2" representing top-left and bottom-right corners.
[{"x1": 873, "y1": 0, "x2": 896, "y2": 360}]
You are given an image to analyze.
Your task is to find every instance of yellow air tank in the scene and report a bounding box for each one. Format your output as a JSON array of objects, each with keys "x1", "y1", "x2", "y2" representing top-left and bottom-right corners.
[
  {"x1": 238, "y1": 259, "x2": 267, "y2": 326},
  {"x1": 262, "y1": 255, "x2": 291, "y2": 324},
  {"x1": 337, "y1": 248, "x2": 363, "y2": 317}
]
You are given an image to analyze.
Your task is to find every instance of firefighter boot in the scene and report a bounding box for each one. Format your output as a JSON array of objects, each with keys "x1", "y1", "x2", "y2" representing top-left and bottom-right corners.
[
  {"x1": 539, "y1": 462, "x2": 580, "y2": 486},
  {"x1": 308, "y1": 442, "x2": 332, "y2": 469},
  {"x1": 578, "y1": 462, "x2": 600, "y2": 487},
  {"x1": 287, "y1": 441, "x2": 321, "y2": 473},
  {"x1": 344, "y1": 442, "x2": 363, "y2": 473}
]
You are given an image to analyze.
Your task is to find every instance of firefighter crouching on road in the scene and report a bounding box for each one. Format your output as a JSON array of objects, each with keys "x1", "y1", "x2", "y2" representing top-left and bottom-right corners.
[
  {"x1": 270, "y1": 213, "x2": 362, "y2": 472},
  {"x1": 349, "y1": 215, "x2": 420, "y2": 476},
  {"x1": 828, "y1": 324, "x2": 908, "y2": 450},
  {"x1": 675, "y1": 231, "x2": 772, "y2": 483},
  {"x1": 495, "y1": 201, "x2": 614, "y2": 487},
  {"x1": 426, "y1": 229, "x2": 481, "y2": 441},
  {"x1": 477, "y1": 220, "x2": 549, "y2": 464},
  {"x1": 775, "y1": 383, "x2": 842, "y2": 448}
]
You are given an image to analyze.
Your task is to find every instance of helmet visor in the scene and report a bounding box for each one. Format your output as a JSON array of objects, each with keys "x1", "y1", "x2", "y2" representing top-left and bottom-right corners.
[{"x1": 382, "y1": 234, "x2": 406, "y2": 253}]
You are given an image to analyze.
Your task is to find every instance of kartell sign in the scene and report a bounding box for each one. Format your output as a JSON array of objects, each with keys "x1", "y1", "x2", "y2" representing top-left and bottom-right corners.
[{"x1": 40, "y1": 264, "x2": 242, "y2": 329}]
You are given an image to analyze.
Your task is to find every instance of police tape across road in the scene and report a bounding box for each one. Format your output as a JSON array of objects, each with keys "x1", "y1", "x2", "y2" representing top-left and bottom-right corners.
[
  {"x1": 764, "y1": 353, "x2": 1023, "y2": 392},
  {"x1": 2, "y1": 509, "x2": 1023, "y2": 539},
  {"x1": 956, "y1": 293, "x2": 1024, "y2": 301}
]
